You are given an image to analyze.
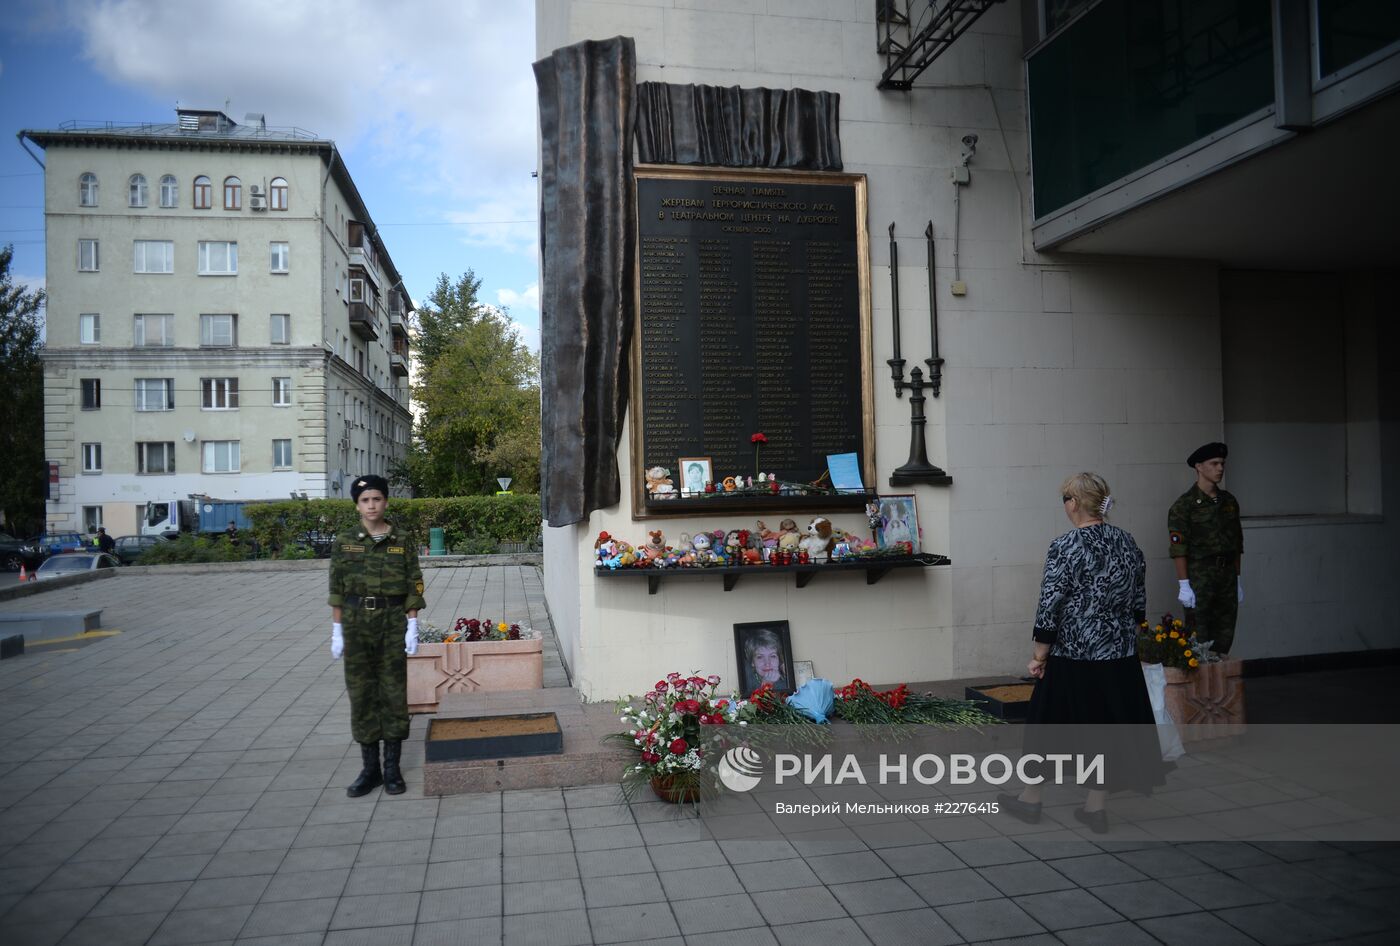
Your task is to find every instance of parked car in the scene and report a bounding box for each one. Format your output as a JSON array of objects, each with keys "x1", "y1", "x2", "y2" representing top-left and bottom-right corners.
[
  {"x1": 0, "y1": 532, "x2": 46, "y2": 572},
  {"x1": 35, "y1": 532, "x2": 89, "y2": 556},
  {"x1": 33, "y1": 551, "x2": 120, "y2": 581},
  {"x1": 113, "y1": 535, "x2": 163, "y2": 565}
]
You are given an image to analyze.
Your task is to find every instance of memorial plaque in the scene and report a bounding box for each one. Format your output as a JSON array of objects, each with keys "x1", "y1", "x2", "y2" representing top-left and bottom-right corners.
[{"x1": 631, "y1": 166, "x2": 873, "y2": 517}]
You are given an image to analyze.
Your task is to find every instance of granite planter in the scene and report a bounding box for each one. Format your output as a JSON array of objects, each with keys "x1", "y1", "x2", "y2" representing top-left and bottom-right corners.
[
  {"x1": 407, "y1": 638, "x2": 544, "y2": 713},
  {"x1": 1162, "y1": 658, "x2": 1246, "y2": 741}
]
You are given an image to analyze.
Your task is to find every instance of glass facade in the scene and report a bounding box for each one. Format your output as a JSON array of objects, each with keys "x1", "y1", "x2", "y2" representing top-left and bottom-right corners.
[
  {"x1": 1029, "y1": 0, "x2": 1274, "y2": 218},
  {"x1": 1317, "y1": 0, "x2": 1400, "y2": 77}
]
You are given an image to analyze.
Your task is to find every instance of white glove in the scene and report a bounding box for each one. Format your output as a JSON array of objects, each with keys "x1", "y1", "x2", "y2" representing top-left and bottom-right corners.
[
  {"x1": 331, "y1": 622, "x2": 344, "y2": 660},
  {"x1": 1177, "y1": 580, "x2": 1196, "y2": 609},
  {"x1": 1237, "y1": 577, "x2": 1243, "y2": 604},
  {"x1": 405, "y1": 617, "x2": 419, "y2": 656}
]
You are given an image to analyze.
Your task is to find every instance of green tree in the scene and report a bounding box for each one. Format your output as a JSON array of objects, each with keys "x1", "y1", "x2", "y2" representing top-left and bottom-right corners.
[
  {"x1": 0, "y1": 245, "x2": 45, "y2": 534},
  {"x1": 400, "y1": 270, "x2": 541, "y2": 496}
]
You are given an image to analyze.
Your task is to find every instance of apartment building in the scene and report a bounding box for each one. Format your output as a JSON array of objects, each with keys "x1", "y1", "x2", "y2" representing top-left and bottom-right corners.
[{"x1": 21, "y1": 108, "x2": 414, "y2": 536}]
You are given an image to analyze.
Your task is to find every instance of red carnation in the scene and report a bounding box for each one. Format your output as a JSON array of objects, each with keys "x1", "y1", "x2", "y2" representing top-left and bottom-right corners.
[
  {"x1": 641, "y1": 750, "x2": 659, "y2": 763},
  {"x1": 675, "y1": 699, "x2": 701, "y2": 715},
  {"x1": 655, "y1": 681, "x2": 667, "y2": 692},
  {"x1": 669, "y1": 738, "x2": 688, "y2": 755},
  {"x1": 750, "y1": 432, "x2": 768, "y2": 444}
]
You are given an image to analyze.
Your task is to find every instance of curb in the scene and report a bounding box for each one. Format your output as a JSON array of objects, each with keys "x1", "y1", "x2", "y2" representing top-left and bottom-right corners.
[{"x1": 0, "y1": 568, "x2": 118, "y2": 603}]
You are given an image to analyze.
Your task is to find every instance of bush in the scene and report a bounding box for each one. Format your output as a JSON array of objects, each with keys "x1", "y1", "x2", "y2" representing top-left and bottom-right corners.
[
  {"x1": 243, "y1": 494, "x2": 542, "y2": 556},
  {"x1": 138, "y1": 534, "x2": 250, "y2": 565}
]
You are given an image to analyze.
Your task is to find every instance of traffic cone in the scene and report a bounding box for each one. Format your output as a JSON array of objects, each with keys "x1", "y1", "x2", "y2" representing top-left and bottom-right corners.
[{"x1": 18, "y1": 563, "x2": 28, "y2": 581}]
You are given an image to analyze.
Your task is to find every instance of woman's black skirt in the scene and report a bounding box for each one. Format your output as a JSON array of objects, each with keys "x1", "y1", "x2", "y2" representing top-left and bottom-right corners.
[{"x1": 1022, "y1": 655, "x2": 1166, "y2": 794}]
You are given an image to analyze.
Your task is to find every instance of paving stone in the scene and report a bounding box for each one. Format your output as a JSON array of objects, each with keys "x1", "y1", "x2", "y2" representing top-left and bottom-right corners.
[
  {"x1": 1160, "y1": 870, "x2": 1273, "y2": 910},
  {"x1": 260, "y1": 867, "x2": 350, "y2": 902},
  {"x1": 501, "y1": 907, "x2": 591, "y2": 946},
  {"x1": 903, "y1": 867, "x2": 1001, "y2": 906},
  {"x1": 828, "y1": 877, "x2": 926, "y2": 915},
  {"x1": 147, "y1": 903, "x2": 253, "y2": 945},
  {"x1": 324, "y1": 925, "x2": 415, "y2": 946},
  {"x1": 501, "y1": 789, "x2": 564, "y2": 813},
  {"x1": 3, "y1": 885, "x2": 107, "y2": 925},
  {"x1": 978, "y1": 859, "x2": 1077, "y2": 896},
  {"x1": 501, "y1": 829, "x2": 573, "y2": 857},
  {"x1": 1049, "y1": 852, "x2": 1148, "y2": 887},
  {"x1": 501, "y1": 852, "x2": 575, "y2": 883},
  {"x1": 734, "y1": 857, "x2": 821, "y2": 893},
  {"x1": 806, "y1": 850, "x2": 896, "y2": 885},
  {"x1": 417, "y1": 885, "x2": 502, "y2": 922},
  {"x1": 855, "y1": 907, "x2": 962, "y2": 946},
  {"x1": 582, "y1": 871, "x2": 665, "y2": 908},
  {"x1": 356, "y1": 838, "x2": 431, "y2": 867},
  {"x1": 343, "y1": 862, "x2": 428, "y2": 896},
  {"x1": 647, "y1": 840, "x2": 726, "y2": 872},
  {"x1": 751, "y1": 886, "x2": 846, "y2": 926},
  {"x1": 239, "y1": 895, "x2": 339, "y2": 938},
  {"x1": 943, "y1": 836, "x2": 1035, "y2": 867},
  {"x1": 1137, "y1": 910, "x2": 1259, "y2": 945},
  {"x1": 330, "y1": 891, "x2": 423, "y2": 930},
  {"x1": 1056, "y1": 921, "x2": 1165, "y2": 945},
  {"x1": 430, "y1": 834, "x2": 500, "y2": 863},
  {"x1": 426, "y1": 857, "x2": 503, "y2": 890},
  {"x1": 36, "y1": 856, "x2": 140, "y2": 891},
  {"x1": 50, "y1": 909, "x2": 165, "y2": 946},
  {"x1": 575, "y1": 848, "x2": 655, "y2": 877},
  {"x1": 149, "y1": 830, "x2": 232, "y2": 857},
  {"x1": 771, "y1": 917, "x2": 874, "y2": 946},
  {"x1": 671, "y1": 892, "x2": 765, "y2": 934},
  {"x1": 1016, "y1": 887, "x2": 1125, "y2": 930},
  {"x1": 1087, "y1": 879, "x2": 1201, "y2": 920},
  {"x1": 1212, "y1": 901, "x2": 1338, "y2": 945},
  {"x1": 277, "y1": 844, "x2": 359, "y2": 873},
  {"x1": 199, "y1": 850, "x2": 286, "y2": 879},
  {"x1": 120, "y1": 854, "x2": 214, "y2": 885},
  {"x1": 565, "y1": 806, "x2": 633, "y2": 831},
  {"x1": 411, "y1": 917, "x2": 503, "y2": 946},
  {"x1": 173, "y1": 873, "x2": 271, "y2": 910},
  {"x1": 935, "y1": 897, "x2": 1045, "y2": 941}
]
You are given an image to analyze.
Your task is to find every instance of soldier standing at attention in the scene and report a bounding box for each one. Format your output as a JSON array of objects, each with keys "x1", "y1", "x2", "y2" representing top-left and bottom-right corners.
[
  {"x1": 328, "y1": 475, "x2": 425, "y2": 796},
  {"x1": 1168, "y1": 443, "x2": 1244, "y2": 655}
]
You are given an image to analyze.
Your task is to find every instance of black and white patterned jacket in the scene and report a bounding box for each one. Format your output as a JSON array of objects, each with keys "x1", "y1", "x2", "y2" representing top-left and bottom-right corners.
[{"x1": 1032, "y1": 524, "x2": 1146, "y2": 660}]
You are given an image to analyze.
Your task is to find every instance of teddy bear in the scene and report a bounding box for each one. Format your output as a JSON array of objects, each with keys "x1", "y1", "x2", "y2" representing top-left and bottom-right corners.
[
  {"x1": 691, "y1": 532, "x2": 717, "y2": 565},
  {"x1": 641, "y1": 529, "x2": 667, "y2": 560},
  {"x1": 800, "y1": 516, "x2": 836, "y2": 562},
  {"x1": 757, "y1": 518, "x2": 800, "y2": 548},
  {"x1": 644, "y1": 466, "x2": 676, "y2": 498},
  {"x1": 778, "y1": 530, "x2": 802, "y2": 554}
]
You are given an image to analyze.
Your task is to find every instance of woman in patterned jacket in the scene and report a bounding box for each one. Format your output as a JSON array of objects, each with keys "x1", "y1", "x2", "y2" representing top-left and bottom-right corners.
[{"x1": 998, "y1": 472, "x2": 1163, "y2": 833}]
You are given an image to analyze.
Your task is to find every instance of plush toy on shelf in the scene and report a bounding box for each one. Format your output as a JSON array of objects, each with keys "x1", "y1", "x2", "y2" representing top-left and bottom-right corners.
[
  {"x1": 641, "y1": 530, "x2": 667, "y2": 560},
  {"x1": 800, "y1": 516, "x2": 836, "y2": 563},
  {"x1": 644, "y1": 466, "x2": 676, "y2": 499}
]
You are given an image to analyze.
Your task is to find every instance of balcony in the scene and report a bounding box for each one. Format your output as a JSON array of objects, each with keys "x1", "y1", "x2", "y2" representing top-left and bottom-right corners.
[
  {"x1": 349, "y1": 301, "x2": 379, "y2": 341},
  {"x1": 390, "y1": 350, "x2": 409, "y2": 377},
  {"x1": 389, "y1": 308, "x2": 408, "y2": 337}
]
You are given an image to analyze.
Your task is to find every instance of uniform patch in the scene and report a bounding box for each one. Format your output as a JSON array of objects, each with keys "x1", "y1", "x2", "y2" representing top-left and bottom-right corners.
[
  {"x1": 1169, "y1": 531, "x2": 1182, "y2": 544},
  {"x1": 388, "y1": 547, "x2": 404, "y2": 555},
  {"x1": 341, "y1": 544, "x2": 365, "y2": 552},
  {"x1": 415, "y1": 580, "x2": 424, "y2": 595}
]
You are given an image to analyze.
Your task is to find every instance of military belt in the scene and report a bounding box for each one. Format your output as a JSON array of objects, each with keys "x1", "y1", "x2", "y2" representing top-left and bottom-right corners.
[{"x1": 344, "y1": 595, "x2": 407, "y2": 610}]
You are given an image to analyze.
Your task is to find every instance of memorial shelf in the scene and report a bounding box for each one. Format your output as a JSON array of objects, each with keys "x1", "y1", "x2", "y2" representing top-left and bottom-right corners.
[{"x1": 594, "y1": 553, "x2": 951, "y2": 595}]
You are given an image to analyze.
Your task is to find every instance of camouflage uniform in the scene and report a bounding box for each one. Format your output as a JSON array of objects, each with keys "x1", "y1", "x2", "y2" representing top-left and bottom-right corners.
[
  {"x1": 327, "y1": 524, "x2": 426, "y2": 743},
  {"x1": 1168, "y1": 485, "x2": 1243, "y2": 654}
]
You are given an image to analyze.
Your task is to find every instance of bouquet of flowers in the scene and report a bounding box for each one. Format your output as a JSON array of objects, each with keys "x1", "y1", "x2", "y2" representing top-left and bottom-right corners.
[
  {"x1": 611, "y1": 672, "x2": 745, "y2": 801},
  {"x1": 416, "y1": 618, "x2": 532, "y2": 644},
  {"x1": 833, "y1": 678, "x2": 996, "y2": 727},
  {"x1": 1137, "y1": 612, "x2": 1214, "y2": 669}
]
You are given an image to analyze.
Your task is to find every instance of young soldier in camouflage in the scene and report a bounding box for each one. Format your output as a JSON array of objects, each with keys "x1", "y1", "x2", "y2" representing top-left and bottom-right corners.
[
  {"x1": 1168, "y1": 443, "x2": 1244, "y2": 654},
  {"x1": 328, "y1": 475, "x2": 426, "y2": 796}
]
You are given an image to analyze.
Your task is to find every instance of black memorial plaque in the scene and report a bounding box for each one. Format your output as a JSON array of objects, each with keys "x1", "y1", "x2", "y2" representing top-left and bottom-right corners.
[{"x1": 634, "y1": 169, "x2": 871, "y2": 512}]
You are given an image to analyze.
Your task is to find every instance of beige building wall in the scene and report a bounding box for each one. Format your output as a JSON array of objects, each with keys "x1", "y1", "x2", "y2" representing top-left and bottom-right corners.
[
  {"x1": 39, "y1": 132, "x2": 411, "y2": 531},
  {"x1": 538, "y1": 1, "x2": 1400, "y2": 701}
]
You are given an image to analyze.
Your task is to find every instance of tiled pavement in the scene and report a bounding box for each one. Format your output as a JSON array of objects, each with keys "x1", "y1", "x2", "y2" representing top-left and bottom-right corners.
[{"x1": 2, "y1": 566, "x2": 1399, "y2": 945}]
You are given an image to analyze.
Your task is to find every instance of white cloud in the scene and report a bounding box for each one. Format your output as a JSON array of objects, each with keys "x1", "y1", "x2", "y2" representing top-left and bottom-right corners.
[
  {"x1": 496, "y1": 282, "x2": 539, "y2": 313},
  {"x1": 42, "y1": 0, "x2": 539, "y2": 251}
]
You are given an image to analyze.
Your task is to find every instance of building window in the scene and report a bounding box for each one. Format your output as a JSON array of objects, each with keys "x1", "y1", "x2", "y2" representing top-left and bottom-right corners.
[
  {"x1": 269, "y1": 241, "x2": 289, "y2": 273},
  {"x1": 79, "y1": 172, "x2": 99, "y2": 207},
  {"x1": 83, "y1": 506, "x2": 103, "y2": 532},
  {"x1": 138, "y1": 441, "x2": 176, "y2": 474},
  {"x1": 273, "y1": 376, "x2": 291, "y2": 406},
  {"x1": 273, "y1": 438, "x2": 292, "y2": 469},
  {"x1": 270, "y1": 313, "x2": 290, "y2": 345},
  {"x1": 133, "y1": 313, "x2": 174, "y2": 348},
  {"x1": 129, "y1": 174, "x2": 147, "y2": 208},
  {"x1": 193, "y1": 175, "x2": 212, "y2": 209},
  {"x1": 81, "y1": 378, "x2": 100, "y2": 410},
  {"x1": 223, "y1": 176, "x2": 241, "y2": 210},
  {"x1": 201, "y1": 377, "x2": 239, "y2": 410},
  {"x1": 349, "y1": 278, "x2": 366, "y2": 303},
  {"x1": 355, "y1": 348, "x2": 365, "y2": 374},
  {"x1": 81, "y1": 443, "x2": 102, "y2": 473},
  {"x1": 200, "y1": 313, "x2": 236, "y2": 347},
  {"x1": 134, "y1": 378, "x2": 175, "y2": 411},
  {"x1": 78, "y1": 239, "x2": 99, "y2": 272},
  {"x1": 202, "y1": 440, "x2": 240, "y2": 473},
  {"x1": 79, "y1": 313, "x2": 100, "y2": 345},
  {"x1": 198, "y1": 241, "x2": 237, "y2": 275},
  {"x1": 270, "y1": 177, "x2": 288, "y2": 210},
  {"x1": 133, "y1": 240, "x2": 174, "y2": 274},
  {"x1": 160, "y1": 174, "x2": 178, "y2": 208}
]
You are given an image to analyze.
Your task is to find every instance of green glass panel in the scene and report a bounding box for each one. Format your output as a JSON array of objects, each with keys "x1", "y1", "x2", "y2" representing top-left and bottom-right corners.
[
  {"x1": 1317, "y1": 0, "x2": 1400, "y2": 76},
  {"x1": 1029, "y1": 0, "x2": 1274, "y2": 218}
]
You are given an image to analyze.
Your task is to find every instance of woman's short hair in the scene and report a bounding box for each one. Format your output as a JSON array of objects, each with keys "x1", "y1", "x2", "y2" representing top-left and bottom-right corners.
[
  {"x1": 744, "y1": 628, "x2": 783, "y2": 664},
  {"x1": 1060, "y1": 471, "x2": 1112, "y2": 518}
]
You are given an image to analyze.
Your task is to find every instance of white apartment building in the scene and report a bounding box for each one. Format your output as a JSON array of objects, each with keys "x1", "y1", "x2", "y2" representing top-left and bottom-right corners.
[{"x1": 21, "y1": 108, "x2": 414, "y2": 537}]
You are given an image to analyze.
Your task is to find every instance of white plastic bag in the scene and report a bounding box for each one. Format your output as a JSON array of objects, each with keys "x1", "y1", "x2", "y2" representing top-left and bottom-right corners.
[{"x1": 1141, "y1": 662, "x2": 1185, "y2": 761}]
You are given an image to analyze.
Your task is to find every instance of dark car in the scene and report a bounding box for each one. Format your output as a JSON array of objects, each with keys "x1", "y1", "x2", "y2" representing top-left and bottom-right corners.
[
  {"x1": 33, "y1": 551, "x2": 120, "y2": 581},
  {"x1": 113, "y1": 535, "x2": 163, "y2": 565},
  {"x1": 0, "y1": 532, "x2": 46, "y2": 572}
]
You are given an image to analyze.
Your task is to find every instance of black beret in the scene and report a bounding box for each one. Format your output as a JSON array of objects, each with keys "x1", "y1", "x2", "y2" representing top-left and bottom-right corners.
[
  {"x1": 1187, "y1": 442, "x2": 1227, "y2": 467},
  {"x1": 350, "y1": 474, "x2": 390, "y2": 500}
]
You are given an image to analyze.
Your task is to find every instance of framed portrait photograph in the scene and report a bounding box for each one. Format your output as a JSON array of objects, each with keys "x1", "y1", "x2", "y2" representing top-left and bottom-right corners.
[
  {"x1": 678, "y1": 456, "x2": 712, "y2": 497},
  {"x1": 876, "y1": 494, "x2": 920, "y2": 553},
  {"x1": 734, "y1": 621, "x2": 795, "y2": 696}
]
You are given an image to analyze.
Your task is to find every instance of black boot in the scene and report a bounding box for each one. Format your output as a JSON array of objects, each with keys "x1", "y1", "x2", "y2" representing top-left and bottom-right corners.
[
  {"x1": 382, "y1": 739, "x2": 406, "y2": 795},
  {"x1": 346, "y1": 742, "x2": 382, "y2": 798}
]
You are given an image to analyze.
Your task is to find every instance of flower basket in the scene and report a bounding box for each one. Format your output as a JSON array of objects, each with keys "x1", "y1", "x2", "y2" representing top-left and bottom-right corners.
[
  {"x1": 650, "y1": 775, "x2": 702, "y2": 804},
  {"x1": 407, "y1": 638, "x2": 544, "y2": 713},
  {"x1": 1161, "y1": 658, "x2": 1246, "y2": 741}
]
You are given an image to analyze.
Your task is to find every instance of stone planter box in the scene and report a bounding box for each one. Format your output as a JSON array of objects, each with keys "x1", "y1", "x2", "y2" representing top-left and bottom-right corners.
[
  {"x1": 407, "y1": 639, "x2": 544, "y2": 713},
  {"x1": 1162, "y1": 658, "x2": 1246, "y2": 742}
]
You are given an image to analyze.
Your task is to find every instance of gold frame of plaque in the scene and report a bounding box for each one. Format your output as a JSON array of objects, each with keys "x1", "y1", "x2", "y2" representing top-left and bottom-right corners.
[{"x1": 629, "y1": 164, "x2": 875, "y2": 521}]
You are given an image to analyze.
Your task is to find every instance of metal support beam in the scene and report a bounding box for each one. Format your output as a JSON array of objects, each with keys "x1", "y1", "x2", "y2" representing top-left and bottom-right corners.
[{"x1": 876, "y1": 0, "x2": 1007, "y2": 91}]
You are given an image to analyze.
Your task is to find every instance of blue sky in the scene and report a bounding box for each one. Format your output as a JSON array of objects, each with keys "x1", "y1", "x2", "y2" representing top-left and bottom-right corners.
[{"x1": 0, "y1": 0, "x2": 541, "y2": 348}]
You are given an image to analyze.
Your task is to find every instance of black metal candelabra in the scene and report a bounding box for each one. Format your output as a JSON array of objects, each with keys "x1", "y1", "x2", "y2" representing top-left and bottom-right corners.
[{"x1": 886, "y1": 222, "x2": 952, "y2": 487}]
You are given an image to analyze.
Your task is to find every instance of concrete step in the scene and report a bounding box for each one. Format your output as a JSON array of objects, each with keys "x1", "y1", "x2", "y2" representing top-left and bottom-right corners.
[{"x1": 0, "y1": 609, "x2": 103, "y2": 640}]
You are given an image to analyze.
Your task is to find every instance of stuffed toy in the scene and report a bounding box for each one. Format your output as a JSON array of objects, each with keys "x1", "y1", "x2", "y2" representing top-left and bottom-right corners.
[{"x1": 800, "y1": 516, "x2": 836, "y2": 562}]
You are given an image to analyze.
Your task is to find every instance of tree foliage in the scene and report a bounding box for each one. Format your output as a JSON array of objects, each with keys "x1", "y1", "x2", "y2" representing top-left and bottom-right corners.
[
  {"x1": 398, "y1": 270, "x2": 541, "y2": 496},
  {"x1": 0, "y1": 245, "x2": 45, "y2": 534}
]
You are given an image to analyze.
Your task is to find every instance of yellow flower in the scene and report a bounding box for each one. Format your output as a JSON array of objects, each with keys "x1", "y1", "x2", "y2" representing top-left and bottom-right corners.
[
  {"x1": 498, "y1": 622, "x2": 508, "y2": 633},
  {"x1": 1178, "y1": 637, "x2": 1187, "y2": 646},
  {"x1": 1188, "y1": 658, "x2": 1199, "y2": 667},
  {"x1": 1155, "y1": 634, "x2": 1164, "y2": 642},
  {"x1": 1173, "y1": 619, "x2": 1183, "y2": 628},
  {"x1": 1169, "y1": 630, "x2": 1179, "y2": 639},
  {"x1": 1154, "y1": 625, "x2": 1163, "y2": 632},
  {"x1": 1183, "y1": 649, "x2": 1192, "y2": 657}
]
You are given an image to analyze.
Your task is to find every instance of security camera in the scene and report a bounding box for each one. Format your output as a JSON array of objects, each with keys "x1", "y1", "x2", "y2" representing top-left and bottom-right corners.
[{"x1": 961, "y1": 134, "x2": 979, "y2": 148}]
